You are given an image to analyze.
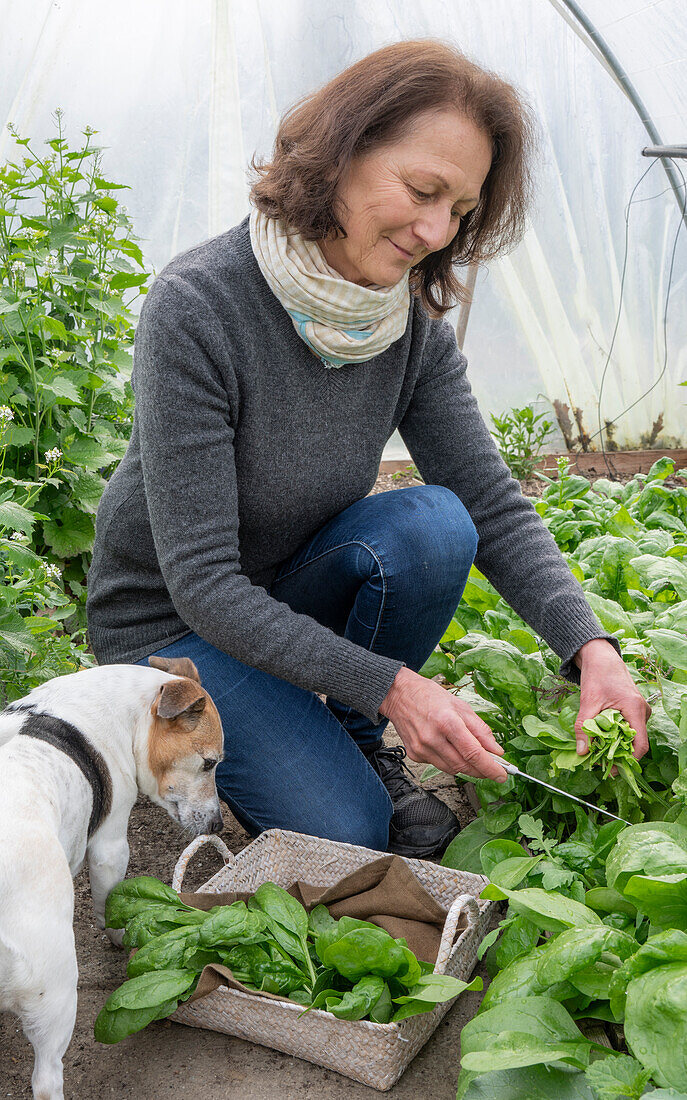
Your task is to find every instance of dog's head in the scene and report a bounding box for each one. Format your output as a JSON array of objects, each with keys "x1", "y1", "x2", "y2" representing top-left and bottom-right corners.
[{"x1": 142, "y1": 655, "x2": 224, "y2": 836}]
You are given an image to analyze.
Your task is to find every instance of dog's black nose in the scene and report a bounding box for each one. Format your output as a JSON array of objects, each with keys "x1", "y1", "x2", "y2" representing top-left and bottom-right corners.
[{"x1": 209, "y1": 813, "x2": 224, "y2": 834}]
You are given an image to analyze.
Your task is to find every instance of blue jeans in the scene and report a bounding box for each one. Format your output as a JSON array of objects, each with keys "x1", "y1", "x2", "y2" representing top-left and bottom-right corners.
[{"x1": 138, "y1": 485, "x2": 478, "y2": 850}]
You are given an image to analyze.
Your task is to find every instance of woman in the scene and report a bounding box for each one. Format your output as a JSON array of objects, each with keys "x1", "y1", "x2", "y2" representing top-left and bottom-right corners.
[{"x1": 86, "y1": 40, "x2": 649, "y2": 860}]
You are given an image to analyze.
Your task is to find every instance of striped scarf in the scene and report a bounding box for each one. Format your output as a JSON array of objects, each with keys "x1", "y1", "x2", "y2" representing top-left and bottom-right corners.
[{"x1": 249, "y1": 207, "x2": 410, "y2": 368}]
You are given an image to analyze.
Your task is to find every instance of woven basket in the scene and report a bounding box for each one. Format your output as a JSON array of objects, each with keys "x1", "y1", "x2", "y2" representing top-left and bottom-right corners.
[{"x1": 170, "y1": 829, "x2": 494, "y2": 1091}]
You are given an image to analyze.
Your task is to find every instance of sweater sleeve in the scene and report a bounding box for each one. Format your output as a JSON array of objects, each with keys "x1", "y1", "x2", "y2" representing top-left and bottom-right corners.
[
  {"x1": 132, "y1": 275, "x2": 403, "y2": 724},
  {"x1": 398, "y1": 316, "x2": 620, "y2": 680}
]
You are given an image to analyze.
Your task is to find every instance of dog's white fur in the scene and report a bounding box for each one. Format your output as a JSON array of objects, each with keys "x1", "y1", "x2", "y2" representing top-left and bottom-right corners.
[{"x1": 0, "y1": 659, "x2": 224, "y2": 1100}]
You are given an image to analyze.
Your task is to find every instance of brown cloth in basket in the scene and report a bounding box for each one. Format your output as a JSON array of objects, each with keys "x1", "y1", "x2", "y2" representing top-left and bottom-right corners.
[{"x1": 178, "y1": 855, "x2": 450, "y2": 1007}]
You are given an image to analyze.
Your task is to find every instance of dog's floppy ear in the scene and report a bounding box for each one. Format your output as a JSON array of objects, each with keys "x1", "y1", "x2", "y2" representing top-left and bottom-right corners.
[
  {"x1": 148, "y1": 655, "x2": 201, "y2": 683},
  {"x1": 154, "y1": 679, "x2": 207, "y2": 726}
]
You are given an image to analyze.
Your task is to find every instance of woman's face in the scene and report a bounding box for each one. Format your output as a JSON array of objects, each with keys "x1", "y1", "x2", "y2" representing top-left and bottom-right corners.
[{"x1": 318, "y1": 107, "x2": 493, "y2": 287}]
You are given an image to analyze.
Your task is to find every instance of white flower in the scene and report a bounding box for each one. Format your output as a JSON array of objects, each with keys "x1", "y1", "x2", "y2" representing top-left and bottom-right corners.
[
  {"x1": 45, "y1": 563, "x2": 62, "y2": 580},
  {"x1": 44, "y1": 447, "x2": 62, "y2": 463},
  {"x1": 0, "y1": 406, "x2": 14, "y2": 423},
  {"x1": 43, "y1": 252, "x2": 59, "y2": 273},
  {"x1": 10, "y1": 260, "x2": 26, "y2": 276},
  {"x1": 10, "y1": 531, "x2": 25, "y2": 541}
]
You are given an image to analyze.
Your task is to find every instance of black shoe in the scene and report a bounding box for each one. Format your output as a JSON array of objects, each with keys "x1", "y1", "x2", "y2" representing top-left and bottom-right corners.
[{"x1": 361, "y1": 741, "x2": 460, "y2": 859}]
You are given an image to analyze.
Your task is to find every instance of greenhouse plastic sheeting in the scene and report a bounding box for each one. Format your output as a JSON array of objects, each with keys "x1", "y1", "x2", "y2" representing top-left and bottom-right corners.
[{"x1": 2, "y1": 0, "x2": 685, "y2": 451}]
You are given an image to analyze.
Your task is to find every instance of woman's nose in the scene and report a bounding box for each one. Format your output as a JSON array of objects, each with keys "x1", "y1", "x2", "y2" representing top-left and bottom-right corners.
[{"x1": 412, "y1": 208, "x2": 454, "y2": 253}]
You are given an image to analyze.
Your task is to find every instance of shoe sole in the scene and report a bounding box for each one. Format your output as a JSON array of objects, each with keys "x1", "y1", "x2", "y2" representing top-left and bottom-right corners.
[{"x1": 388, "y1": 825, "x2": 460, "y2": 861}]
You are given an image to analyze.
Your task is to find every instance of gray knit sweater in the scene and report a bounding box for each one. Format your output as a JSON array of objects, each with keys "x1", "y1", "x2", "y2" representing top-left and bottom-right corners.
[{"x1": 86, "y1": 214, "x2": 617, "y2": 724}]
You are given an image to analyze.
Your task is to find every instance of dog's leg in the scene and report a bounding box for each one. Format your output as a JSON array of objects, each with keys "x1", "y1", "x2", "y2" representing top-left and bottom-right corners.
[
  {"x1": 21, "y1": 930, "x2": 77, "y2": 1100},
  {"x1": 87, "y1": 822, "x2": 130, "y2": 946}
]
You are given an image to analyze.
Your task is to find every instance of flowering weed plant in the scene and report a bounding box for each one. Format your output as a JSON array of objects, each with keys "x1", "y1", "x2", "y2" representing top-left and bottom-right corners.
[
  {"x1": 0, "y1": 109, "x2": 151, "y2": 609},
  {"x1": 0, "y1": 110, "x2": 151, "y2": 695}
]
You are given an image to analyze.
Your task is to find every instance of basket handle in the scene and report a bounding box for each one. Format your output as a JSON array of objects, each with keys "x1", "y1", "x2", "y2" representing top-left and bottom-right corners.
[
  {"x1": 434, "y1": 893, "x2": 480, "y2": 975},
  {"x1": 172, "y1": 834, "x2": 234, "y2": 893}
]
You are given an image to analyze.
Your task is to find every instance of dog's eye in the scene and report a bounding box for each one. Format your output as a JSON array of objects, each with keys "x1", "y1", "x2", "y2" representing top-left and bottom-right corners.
[{"x1": 202, "y1": 757, "x2": 217, "y2": 772}]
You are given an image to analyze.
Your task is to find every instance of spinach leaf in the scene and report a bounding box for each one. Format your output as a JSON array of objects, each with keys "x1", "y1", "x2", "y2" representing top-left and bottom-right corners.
[
  {"x1": 609, "y1": 931, "x2": 687, "y2": 1019},
  {"x1": 625, "y1": 962, "x2": 687, "y2": 1089},
  {"x1": 198, "y1": 901, "x2": 267, "y2": 947},
  {"x1": 248, "y1": 883, "x2": 317, "y2": 986},
  {"x1": 480, "y1": 885, "x2": 602, "y2": 933},
  {"x1": 487, "y1": 914, "x2": 541, "y2": 975},
  {"x1": 319, "y1": 928, "x2": 407, "y2": 981},
  {"x1": 220, "y1": 943, "x2": 306, "y2": 994},
  {"x1": 534, "y1": 926, "x2": 635, "y2": 988},
  {"x1": 396, "y1": 947, "x2": 422, "y2": 988},
  {"x1": 441, "y1": 816, "x2": 493, "y2": 874},
  {"x1": 105, "y1": 894, "x2": 201, "y2": 932},
  {"x1": 104, "y1": 876, "x2": 193, "y2": 930},
  {"x1": 460, "y1": 995, "x2": 592, "y2": 1073},
  {"x1": 622, "y1": 874, "x2": 687, "y2": 929},
  {"x1": 94, "y1": 995, "x2": 181, "y2": 1045},
  {"x1": 369, "y1": 982, "x2": 393, "y2": 1024},
  {"x1": 104, "y1": 968, "x2": 196, "y2": 1011},
  {"x1": 456, "y1": 1064, "x2": 596, "y2": 1100},
  {"x1": 480, "y1": 944, "x2": 577, "y2": 1011},
  {"x1": 326, "y1": 975, "x2": 386, "y2": 1020},
  {"x1": 308, "y1": 904, "x2": 337, "y2": 939},
  {"x1": 606, "y1": 822, "x2": 687, "y2": 892},
  {"x1": 107, "y1": 876, "x2": 182, "y2": 908},
  {"x1": 126, "y1": 926, "x2": 201, "y2": 978},
  {"x1": 392, "y1": 972, "x2": 482, "y2": 1013},
  {"x1": 121, "y1": 909, "x2": 187, "y2": 949}
]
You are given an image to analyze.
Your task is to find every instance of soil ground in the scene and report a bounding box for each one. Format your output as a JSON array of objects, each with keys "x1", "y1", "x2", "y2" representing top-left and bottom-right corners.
[{"x1": 5, "y1": 465, "x2": 682, "y2": 1098}]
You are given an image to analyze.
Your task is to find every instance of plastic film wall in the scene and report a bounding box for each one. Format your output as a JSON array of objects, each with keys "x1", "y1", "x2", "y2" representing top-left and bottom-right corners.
[{"x1": 2, "y1": 0, "x2": 686, "y2": 452}]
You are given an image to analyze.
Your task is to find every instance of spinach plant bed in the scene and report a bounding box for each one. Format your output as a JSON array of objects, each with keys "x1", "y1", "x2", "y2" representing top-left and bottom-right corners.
[
  {"x1": 456, "y1": 819, "x2": 687, "y2": 1098},
  {"x1": 415, "y1": 456, "x2": 687, "y2": 1098},
  {"x1": 95, "y1": 876, "x2": 481, "y2": 1043},
  {"x1": 421, "y1": 457, "x2": 687, "y2": 878}
]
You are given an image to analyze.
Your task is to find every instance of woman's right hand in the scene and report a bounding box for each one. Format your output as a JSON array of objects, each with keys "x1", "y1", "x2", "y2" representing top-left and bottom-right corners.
[{"x1": 379, "y1": 666, "x2": 508, "y2": 781}]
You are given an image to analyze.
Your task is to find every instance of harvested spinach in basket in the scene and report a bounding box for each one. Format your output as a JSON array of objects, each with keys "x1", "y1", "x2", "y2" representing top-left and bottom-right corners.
[{"x1": 95, "y1": 877, "x2": 481, "y2": 1043}]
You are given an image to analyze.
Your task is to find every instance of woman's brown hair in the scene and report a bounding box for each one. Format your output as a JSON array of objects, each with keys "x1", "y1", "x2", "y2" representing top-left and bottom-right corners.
[{"x1": 249, "y1": 39, "x2": 536, "y2": 317}]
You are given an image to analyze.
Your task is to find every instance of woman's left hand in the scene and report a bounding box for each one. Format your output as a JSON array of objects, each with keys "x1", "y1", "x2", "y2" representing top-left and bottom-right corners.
[{"x1": 573, "y1": 638, "x2": 651, "y2": 761}]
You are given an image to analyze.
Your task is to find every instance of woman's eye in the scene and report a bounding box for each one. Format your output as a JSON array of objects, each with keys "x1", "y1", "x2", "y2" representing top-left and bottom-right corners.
[{"x1": 411, "y1": 186, "x2": 461, "y2": 219}]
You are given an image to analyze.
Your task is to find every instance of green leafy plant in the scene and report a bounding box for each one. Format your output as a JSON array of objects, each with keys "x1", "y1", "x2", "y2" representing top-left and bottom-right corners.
[
  {"x1": 95, "y1": 876, "x2": 481, "y2": 1043},
  {"x1": 0, "y1": 109, "x2": 151, "y2": 612},
  {"x1": 523, "y1": 708, "x2": 654, "y2": 803},
  {"x1": 490, "y1": 404, "x2": 555, "y2": 480},
  {"x1": 391, "y1": 462, "x2": 421, "y2": 481},
  {"x1": 0, "y1": 405, "x2": 94, "y2": 702},
  {"x1": 456, "y1": 819, "x2": 687, "y2": 1097},
  {"x1": 420, "y1": 456, "x2": 687, "y2": 875}
]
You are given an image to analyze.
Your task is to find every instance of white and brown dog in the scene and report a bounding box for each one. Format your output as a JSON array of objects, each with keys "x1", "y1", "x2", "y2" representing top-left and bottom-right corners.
[{"x1": 0, "y1": 656, "x2": 224, "y2": 1100}]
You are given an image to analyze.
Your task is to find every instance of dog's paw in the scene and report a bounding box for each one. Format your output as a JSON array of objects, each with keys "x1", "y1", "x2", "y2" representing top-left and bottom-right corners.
[{"x1": 104, "y1": 926, "x2": 125, "y2": 948}]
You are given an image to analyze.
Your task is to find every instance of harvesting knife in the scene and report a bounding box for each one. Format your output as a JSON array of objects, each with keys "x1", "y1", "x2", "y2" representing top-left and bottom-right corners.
[{"x1": 487, "y1": 752, "x2": 631, "y2": 825}]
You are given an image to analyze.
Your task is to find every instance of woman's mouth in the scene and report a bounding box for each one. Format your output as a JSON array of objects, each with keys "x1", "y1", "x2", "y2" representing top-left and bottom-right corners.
[{"x1": 387, "y1": 238, "x2": 413, "y2": 260}]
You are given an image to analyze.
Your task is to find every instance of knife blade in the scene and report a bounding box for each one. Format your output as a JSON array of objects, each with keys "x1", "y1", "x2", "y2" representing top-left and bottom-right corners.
[{"x1": 488, "y1": 752, "x2": 631, "y2": 825}]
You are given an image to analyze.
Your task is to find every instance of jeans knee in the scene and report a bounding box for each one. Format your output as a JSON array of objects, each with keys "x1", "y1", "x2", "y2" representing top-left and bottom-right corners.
[
  {"x1": 388, "y1": 484, "x2": 478, "y2": 574},
  {"x1": 418, "y1": 483, "x2": 477, "y2": 545}
]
